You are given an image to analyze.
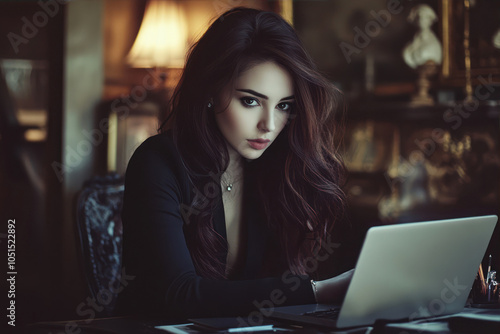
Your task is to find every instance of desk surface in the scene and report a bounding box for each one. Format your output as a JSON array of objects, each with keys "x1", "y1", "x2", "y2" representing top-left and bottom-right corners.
[{"x1": 23, "y1": 306, "x2": 500, "y2": 334}]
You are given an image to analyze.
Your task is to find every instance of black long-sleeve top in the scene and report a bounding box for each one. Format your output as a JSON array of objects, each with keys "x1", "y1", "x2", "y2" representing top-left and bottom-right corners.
[{"x1": 117, "y1": 132, "x2": 319, "y2": 319}]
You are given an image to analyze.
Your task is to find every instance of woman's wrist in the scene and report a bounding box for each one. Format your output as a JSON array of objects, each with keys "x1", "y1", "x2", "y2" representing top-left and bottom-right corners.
[
  {"x1": 310, "y1": 280, "x2": 318, "y2": 302},
  {"x1": 312, "y1": 269, "x2": 354, "y2": 304},
  {"x1": 313, "y1": 279, "x2": 327, "y2": 304}
]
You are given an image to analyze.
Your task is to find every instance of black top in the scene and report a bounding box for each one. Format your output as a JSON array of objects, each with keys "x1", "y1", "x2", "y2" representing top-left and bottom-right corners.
[{"x1": 117, "y1": 132, "x2": 319, "y2": 319}]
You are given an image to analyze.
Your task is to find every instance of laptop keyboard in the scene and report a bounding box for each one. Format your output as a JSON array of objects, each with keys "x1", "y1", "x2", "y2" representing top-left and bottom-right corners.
[{"x1": 303, "y1": 307, "x2": 340, "y2": 320}]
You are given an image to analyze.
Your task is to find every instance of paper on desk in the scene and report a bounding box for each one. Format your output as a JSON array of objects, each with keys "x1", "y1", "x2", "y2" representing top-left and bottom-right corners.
[
  {"x1": 384, "y1": 321, "x2": 450, "y2": 334},
  {"x1": 156, "y1": 323, "x2": 293, "y2": 334},
  {"x1": 156, "y1": 323, "x2": 200, "y2": 334},
  {"x1": 452, "y1": 313, "x2": 500, "y2": 322}
]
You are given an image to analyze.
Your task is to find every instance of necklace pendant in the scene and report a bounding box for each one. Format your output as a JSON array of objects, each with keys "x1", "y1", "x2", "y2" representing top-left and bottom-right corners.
[{"x1": 226, "y1": 184, "x2": 233, "y2": 192}]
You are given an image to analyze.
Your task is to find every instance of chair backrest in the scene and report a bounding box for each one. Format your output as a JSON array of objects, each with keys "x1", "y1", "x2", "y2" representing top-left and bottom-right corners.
[{"x1": 76, "y1": 173, "x2": 124, "y2": 316}]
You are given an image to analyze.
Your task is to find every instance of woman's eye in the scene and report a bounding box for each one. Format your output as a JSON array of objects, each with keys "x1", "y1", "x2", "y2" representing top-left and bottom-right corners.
[
  {"x1": 240, "y1": 97, "x2": 259, "y2": 107},
  {"x1": 277, "y1": 102, "x2": 292, "y2": 112}
]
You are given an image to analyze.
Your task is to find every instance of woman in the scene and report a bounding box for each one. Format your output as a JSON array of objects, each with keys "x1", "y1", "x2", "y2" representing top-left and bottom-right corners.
[{"x1": 118, "y1": 7, "x2": 354, "y2": 319}]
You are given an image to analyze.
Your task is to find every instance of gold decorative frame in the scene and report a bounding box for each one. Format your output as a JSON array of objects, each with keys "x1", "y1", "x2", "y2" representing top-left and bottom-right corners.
[
  {"x1": 277, "y1": 0, "x2": 293, "y2": 25},
  {"x1": 440, "y1": 0, "x2": 500, "y2": 86}
]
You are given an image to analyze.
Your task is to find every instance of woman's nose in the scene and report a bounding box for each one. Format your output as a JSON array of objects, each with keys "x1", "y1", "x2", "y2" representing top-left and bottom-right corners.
[{"x1": 258, "y1": 109, "x2": 275, "y2": 132}]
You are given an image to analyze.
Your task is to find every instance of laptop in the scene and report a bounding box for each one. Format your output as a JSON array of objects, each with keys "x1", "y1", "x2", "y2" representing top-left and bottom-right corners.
[{"x1": 263, "y1": 215, "x2": 498, "y2": 329}]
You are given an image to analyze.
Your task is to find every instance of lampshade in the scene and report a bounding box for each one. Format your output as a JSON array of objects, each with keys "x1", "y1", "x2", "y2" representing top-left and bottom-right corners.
[{"x1": 126, "y1": 0, "x2": 188, "y2": 68}]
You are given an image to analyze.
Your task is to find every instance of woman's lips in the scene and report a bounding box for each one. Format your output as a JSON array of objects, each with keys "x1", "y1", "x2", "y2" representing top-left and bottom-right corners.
[{"x1": 247, "y1": 139, "x2": 270, "y2": 150}]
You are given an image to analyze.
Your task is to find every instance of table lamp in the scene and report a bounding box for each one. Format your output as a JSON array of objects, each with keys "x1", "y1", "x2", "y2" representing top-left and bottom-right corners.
[
  {"x1": 126, "y1": 0, "x2": 187, "y2": 75},
  {"x1": 108, "y1": 0, "x2": 188, "y2": 174}
]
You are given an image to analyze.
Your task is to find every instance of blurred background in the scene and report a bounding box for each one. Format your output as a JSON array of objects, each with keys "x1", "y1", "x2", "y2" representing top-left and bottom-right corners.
[{"x1": 0, "y1": 0, "x2": 499, "y2": 326}]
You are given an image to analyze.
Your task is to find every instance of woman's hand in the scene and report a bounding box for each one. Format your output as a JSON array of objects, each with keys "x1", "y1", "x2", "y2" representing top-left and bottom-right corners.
[{"x1": 314, "y1": 269, "x2": 354, "y2": 304}]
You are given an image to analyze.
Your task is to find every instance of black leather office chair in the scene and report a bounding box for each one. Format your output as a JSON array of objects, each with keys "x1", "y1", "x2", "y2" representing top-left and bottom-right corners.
[{"x1": 76, "y1": 173, "x2": 125, "y2": 316}]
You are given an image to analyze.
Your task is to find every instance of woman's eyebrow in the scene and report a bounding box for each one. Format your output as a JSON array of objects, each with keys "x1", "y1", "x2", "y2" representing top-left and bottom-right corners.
[{"x1": 236, "y1": 88, "x2": 295, "y2": 101}]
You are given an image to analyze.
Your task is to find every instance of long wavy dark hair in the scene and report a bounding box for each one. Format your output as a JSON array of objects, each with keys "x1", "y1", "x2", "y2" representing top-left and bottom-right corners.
[{"x1": 160, "y1": 7, "x2": 347, "y2": 279}]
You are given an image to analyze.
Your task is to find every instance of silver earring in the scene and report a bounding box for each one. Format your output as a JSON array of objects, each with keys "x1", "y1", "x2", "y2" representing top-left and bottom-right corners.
[{"x1": 207, "y1": 98, "x2": 214, "y2": 108}]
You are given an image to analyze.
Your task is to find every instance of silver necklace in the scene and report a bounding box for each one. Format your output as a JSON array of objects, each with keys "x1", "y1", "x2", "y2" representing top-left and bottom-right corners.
[
  {"x1": 221, "y1": 174, "x2": 242, "y2": 192},
  {"x1": 223, "y1": 181, "x2": 233, "y2": 192}
]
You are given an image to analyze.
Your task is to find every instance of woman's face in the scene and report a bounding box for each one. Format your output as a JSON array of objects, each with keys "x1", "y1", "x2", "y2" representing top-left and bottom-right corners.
[{"x1": 215, "y1": 61, "x2": 294, "y2": 161}]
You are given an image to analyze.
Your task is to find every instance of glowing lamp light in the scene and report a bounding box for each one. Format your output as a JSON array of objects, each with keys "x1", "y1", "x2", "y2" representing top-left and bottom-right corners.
[{"x1": 126, "y1": 0, "x2": 188, "y2": 69}]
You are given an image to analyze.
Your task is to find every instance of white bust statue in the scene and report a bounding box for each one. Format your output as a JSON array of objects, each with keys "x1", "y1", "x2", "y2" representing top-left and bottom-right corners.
[{"x1": 403, "y1": 4, "x2": 443, "y2": 69}]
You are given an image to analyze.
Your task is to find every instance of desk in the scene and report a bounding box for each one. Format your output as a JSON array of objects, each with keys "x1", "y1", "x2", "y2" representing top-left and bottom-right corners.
[{"x1": 24, "y1": 306, "x2": 500, "y2": 334}]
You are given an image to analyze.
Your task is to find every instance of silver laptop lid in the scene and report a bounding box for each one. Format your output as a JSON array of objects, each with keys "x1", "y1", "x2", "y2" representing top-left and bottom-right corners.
[{"x1": 337, "y1": 215, "x2": 498, "y2": 328}]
